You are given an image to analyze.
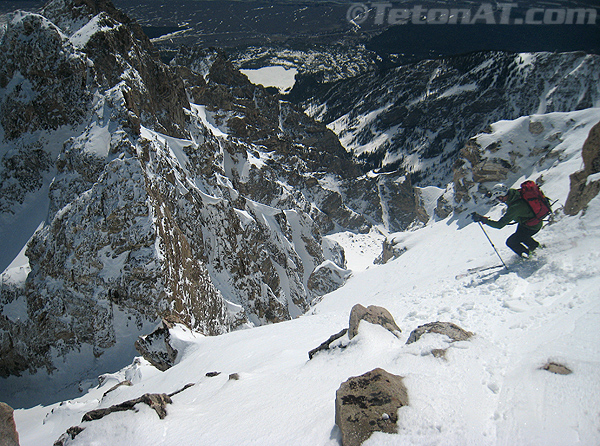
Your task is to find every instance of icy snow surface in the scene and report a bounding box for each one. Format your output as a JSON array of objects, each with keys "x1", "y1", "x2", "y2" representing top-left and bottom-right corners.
[{"x1": 11, "y1": 110, "x2": 600, "y2": 445}]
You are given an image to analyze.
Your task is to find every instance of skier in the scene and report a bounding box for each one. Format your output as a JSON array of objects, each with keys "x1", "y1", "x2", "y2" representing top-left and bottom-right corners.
[{"x1": 471, "y1": 184, "x2": 542, "y2": 258}]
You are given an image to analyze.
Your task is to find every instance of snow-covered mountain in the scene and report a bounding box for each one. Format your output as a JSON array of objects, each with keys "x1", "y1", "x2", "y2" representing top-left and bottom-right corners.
[
  {"x1": 1, "y1": 0, "x2": 599, "y2": 438},
  {"x1": 0, "y1": 0, "x2": 428, "y2": 406},
  {"x1": 296, "y1": 50, "x2": 600, "y2": 186},
  {"x1": 11, "y1": 107, "x2": 600, "y2": 446}
]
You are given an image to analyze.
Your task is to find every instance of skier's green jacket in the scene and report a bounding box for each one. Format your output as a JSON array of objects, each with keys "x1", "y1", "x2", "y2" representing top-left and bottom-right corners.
[{"x1": 483, "y1": 189, "x2": 543, "y2": 231}]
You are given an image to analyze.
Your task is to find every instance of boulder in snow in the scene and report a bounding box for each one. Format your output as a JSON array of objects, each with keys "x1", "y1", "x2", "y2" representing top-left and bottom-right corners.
[
  {"x1": 54, "y1": 426, "x2": 85, "y2": 446},
  {"x1": 134, "y1": 318, "x2": 180, "y2": 371},
  {"x1": 529, "y1": 121, "x2": 545, "y2": 135},
  {"x1": 373, "y1": 239, "x2": 407, "y2": 265},
  {"x1": 0, "y1": 402, "x2": 19, "y2": 446},
  {"x1": 348, "y1": 304, "x2": 401, "y2": 339},
  {"x1": 541, "y1": 361, "x2": 573, "y2": 375},
  {"x1": 308, "y1": 328, "x2": 348, "y2": 360},
  {"x1": 434, "y1": 188, "x2": 454, "y2": 219},
  {"x1": 335, "y1": 368, "x2": 408, "y2": 446},
  {"x1": 406, "y1": 321, "x2": 473, "y2": 345}
]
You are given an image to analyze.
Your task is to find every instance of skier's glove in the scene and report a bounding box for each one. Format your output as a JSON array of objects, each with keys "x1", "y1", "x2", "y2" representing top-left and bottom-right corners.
[{"x1": 470, "y1": 212, "x2": 487, "y2": 223}]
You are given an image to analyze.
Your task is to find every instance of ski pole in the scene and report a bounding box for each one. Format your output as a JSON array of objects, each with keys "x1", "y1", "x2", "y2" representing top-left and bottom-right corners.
[{"x1": 477, "y1": 222, "x2": 509, "y2": 270}]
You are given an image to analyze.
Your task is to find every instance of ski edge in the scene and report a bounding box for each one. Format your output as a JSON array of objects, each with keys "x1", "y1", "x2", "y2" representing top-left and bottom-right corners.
[{"x1": 455, "y1": 264, "x2": 506, "y2": 279}]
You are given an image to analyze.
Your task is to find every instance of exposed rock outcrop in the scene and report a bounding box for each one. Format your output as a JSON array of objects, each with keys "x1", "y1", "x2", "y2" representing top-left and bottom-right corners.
[
  {"x1": 335, "y1": 368, "x2": 408, "y2": 446},
  {"x1": 53, "y1": 426, "x2": 84, "y2": 446},
  {"x1": 406, "y1": 321, "x2": 473, "y2": 345},
  {"x1": 348, "y1": 304, "x2": 401, "y2": 340},
  {"x1": 564, "y1": 120, "x2": 600, "y2": 215},
  {"x1": 374, "y1": 239, "x2": 407, "y2": 265},
  {"x1": 0, "y1": 11, "x2": 90, "y2": 140},
  {"x1": 53, "y1": 392, "x2": 173, "y2": 445},
  {"x1": 307, "y1": 261, "x2": 351, "y2": 296},
  {"x1": 82, "y1": 393, "x2": 172, "y2": 421},
  {"x1": 451, "y1": 111, "x2": 599, "y2": 214},
  {"x1": 42, "y1": 0, "x2": 189, "y2": 138},
  {"x1": 175, "y1": 52, "x2": 428, "y2": 233},
  {"x1": 308, "y1": 328, "x2": 348, "y2": 360},
  {"x1": 134, "y1": 319, "x2": 180, "y2": 371},
  {"x1": 0, "y1": 0, "x2": 350, "y2": 393},
  {"x1": 0, "y1": 402, "x2": 19, "y2": 446}
]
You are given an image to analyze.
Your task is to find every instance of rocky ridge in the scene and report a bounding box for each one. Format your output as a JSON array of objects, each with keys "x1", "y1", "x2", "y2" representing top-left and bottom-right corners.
[
  {"x1": 175, "y1": 50, "x2": 429, "y2": 233},
  {"x1": 450, "y1": 108, "x2": 600, "y2": 212},
  {"x1": 0, "y1": 0, "x2": 427, "y2": 395}
]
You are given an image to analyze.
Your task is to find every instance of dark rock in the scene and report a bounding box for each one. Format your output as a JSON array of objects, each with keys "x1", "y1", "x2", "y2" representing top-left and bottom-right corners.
[
  {"x1": 348, "y1": 304, "x2": 401, "y2": 340},
  {"x1": 308, "y1": 328, "x2": 348, "y2": 360},
  {"x1": 529, "y1": 121, "x2": 545, "y2": 135},
  {"x1": 374, "y1": 240, "x2": 407, "y2": 265},
  {"x1": 168, "y1": 383, "x2": 195, "y2": 397},
  {"x1": 53, "y1": 426, "x2": 85, "y2": 446},
  {"x1": 406, "y1": 322, "x2": 473, "y2": 345},
  {"x1": 542, "y1": 362, "x2": 573, "y2": 375},
  {"x1": 434, "y1": 192, "x2": 453, "y2": 220},
  {"x1": 134, "y1": 319, "x2": 179, "y2": 371},
  {"x1": 102, "y1": 380, "x2": 132, "y2": 398},
  {"x1": 307, "y1": 261, "x2": 351, "y2": 296},
  {"x1": 335, "y1": 368, "x2": 408, "y2": 446},
  {"x1": 82, "y1": 393, "x2": 172, "y2": 422},
  {"x1": 0, "y1": 11, "x2": 90, "y2": 140},
  {"x1": 228, "y1": 373, "x2": 240, "y2": 381},
  {"x1": 431, "y1": 349, "x2": 448, "y2": 359}
]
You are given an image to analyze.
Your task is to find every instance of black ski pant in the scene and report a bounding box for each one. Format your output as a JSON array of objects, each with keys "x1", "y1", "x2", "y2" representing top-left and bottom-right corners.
[{"x1": 506, "y1": 224, "x2": 540, "y2": 257}]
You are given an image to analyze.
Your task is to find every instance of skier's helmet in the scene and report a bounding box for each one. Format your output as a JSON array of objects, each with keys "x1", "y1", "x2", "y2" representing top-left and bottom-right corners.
[{"x1": 488, "y1": 184, "x2": 509, "y2": 200}]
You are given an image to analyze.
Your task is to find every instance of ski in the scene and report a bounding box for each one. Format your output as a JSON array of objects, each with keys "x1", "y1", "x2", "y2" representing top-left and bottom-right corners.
[{"x1": 455, "y1": 264, "x2": 506, "y2": 279}]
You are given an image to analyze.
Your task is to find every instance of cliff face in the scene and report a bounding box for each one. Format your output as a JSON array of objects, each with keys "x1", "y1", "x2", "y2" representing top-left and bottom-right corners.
[
  {"x1": 0, "y1": 0, "x2": 220, "y2": 379},
  {"x1": 0, "y1": 0, "x2": 360, "y2": 383},
  {"x1": 0, "y1": 11, "x2": 90, "y2": 140},
  {"x1": 177, "y1": 50, "x2": 428, "y2": 234},
  {"x1": 0, "y1": 0, "x2": 429, "y2": 389}
]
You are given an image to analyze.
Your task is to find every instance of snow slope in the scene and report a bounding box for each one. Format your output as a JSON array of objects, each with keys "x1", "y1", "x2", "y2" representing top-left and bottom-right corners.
[{"x1": 12, "y1": 112, "x2": 600, "y2": 445}]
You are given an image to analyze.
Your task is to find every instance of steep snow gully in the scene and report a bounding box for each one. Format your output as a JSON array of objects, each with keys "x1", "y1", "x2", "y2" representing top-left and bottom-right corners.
[
  {"x1": 1, "y1": 1, "x2": 599, "y2": 444},
  {"x1": 10, "y1": 109, "x2": 600, "y2": 445}
]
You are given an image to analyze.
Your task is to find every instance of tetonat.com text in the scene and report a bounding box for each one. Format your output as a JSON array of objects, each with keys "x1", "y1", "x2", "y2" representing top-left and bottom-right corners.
[{"x1": 346, "y1": 3, "x2": 598, "y2": 26}]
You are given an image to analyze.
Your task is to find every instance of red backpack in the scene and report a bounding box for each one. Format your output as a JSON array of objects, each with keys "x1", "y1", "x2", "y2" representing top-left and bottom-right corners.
[{"x1": 519, "y1": 180, "x2": 551, "y2": 226}]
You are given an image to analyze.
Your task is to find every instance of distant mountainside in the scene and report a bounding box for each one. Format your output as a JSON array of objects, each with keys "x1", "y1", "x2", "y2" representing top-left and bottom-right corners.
[{"x1": 291, "y1": 50, "x2": 600, "y2": 186}]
